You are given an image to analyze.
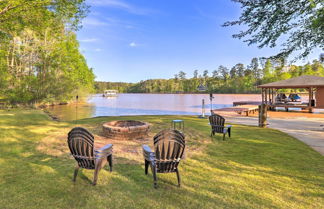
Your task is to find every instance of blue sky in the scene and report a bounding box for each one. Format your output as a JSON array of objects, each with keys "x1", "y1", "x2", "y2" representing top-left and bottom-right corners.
[{"x1": 77, "y1": 0, "x2": 321, "y2": 82}]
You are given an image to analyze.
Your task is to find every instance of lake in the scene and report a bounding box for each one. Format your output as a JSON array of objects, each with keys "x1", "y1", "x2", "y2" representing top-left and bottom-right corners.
[{"x1": 47, "y1": 93, "x2": 261, "y2": 121}]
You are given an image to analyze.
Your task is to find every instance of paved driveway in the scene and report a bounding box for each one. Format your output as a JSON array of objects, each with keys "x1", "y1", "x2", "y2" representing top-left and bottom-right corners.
[{"x1": 226, "y1": 116, "x2": 324, "y2": 155}]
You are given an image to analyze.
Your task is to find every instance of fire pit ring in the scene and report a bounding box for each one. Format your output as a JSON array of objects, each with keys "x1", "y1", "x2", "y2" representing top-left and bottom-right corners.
[{"x1": 102, "y1": 120, "x2": 150, "y2": 140}]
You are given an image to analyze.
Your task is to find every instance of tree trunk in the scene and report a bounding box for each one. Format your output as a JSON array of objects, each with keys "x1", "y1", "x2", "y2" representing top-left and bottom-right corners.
[{"x1": 258, "y1": 104, "x2": 267, "y2": 128}]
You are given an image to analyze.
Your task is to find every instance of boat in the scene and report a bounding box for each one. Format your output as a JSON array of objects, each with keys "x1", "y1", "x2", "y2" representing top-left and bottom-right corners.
[{"x1": 103, "y1": 90, "x2": 118, "y2": 97}]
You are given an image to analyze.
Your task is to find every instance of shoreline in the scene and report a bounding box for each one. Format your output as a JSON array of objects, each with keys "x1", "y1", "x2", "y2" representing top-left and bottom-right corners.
[{"x1": 94, "y1": 92, "x2": 262, "y2": 95}]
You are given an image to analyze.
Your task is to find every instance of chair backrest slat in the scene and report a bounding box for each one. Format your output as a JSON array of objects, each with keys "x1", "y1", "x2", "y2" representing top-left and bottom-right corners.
[
  {"x1": 209, "y1": 114, "x2": 225, "y2": 133},
  {"x1": 67, "y1": 127, "x2": 95, "y2": 169},
  {"x1": 154, "y1": 130, "x2": 185, "y2": 173}
]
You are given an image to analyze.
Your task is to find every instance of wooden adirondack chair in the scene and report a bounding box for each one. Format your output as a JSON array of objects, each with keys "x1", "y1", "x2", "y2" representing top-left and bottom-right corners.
[
  {"x1": 209, "y1": 114, "x2": 232, "y2": 140},
  {"x1": 67, "y1": 127, "x2": 113, "y2": 185},
  {"x1": 142, "y1": 129, "x2": 185, "y2": 188}
]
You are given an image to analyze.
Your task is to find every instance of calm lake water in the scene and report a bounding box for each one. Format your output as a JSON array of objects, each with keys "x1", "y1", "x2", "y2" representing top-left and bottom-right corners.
[{"x1": 47, "y1": 93, "x2": 261, "y2": 121}]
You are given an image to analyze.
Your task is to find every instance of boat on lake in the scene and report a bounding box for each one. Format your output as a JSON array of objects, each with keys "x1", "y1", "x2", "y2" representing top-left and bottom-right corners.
[{"x1": 103, "y1": 90, "x2": 118, "y2": 97}]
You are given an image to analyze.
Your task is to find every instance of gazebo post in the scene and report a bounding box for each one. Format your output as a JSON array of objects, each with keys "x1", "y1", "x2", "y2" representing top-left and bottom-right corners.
[
  {"x1": 271, "y1": 88, "x2": 274, "y2": 105},
  {"x1": 309, "y1": 87, "x2": 313, "y2": 113},
  {"x1": 259, "y1": 103, "x2": 267, "y2": 128},
  {"x1": 259, "y1": 87, "x2": 268, "y2": 128},
  {"x1": 271, "y1": 88, "x2": 275, "y2": 110},
  {"x1": 265, "y1": 88, "x2": 268, "y2": 104},
  {"x1": 261, "y1": 88, "x2": 264, "y2": 104}
]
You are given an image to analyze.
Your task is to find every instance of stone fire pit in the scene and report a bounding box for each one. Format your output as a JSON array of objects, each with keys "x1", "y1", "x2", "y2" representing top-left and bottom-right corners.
[{"x1": 102, "y1": 120, "x2": 150, "y2": 140}]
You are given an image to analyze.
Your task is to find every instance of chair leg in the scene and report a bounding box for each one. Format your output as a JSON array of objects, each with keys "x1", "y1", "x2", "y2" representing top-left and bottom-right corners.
[
  {"x1": 108, "y1": 155, "x2": 113, "y2": 172},
  {"x1": 176, "y1": 169, "x2": 181, "y2": 187},
  {"x1": 145, "y1": 160, "x2": 149, "y2": 175},
  {"x1": 73, "y1": 165, "x2": 79, "y2": 182},
  {"x1": 151, "y1": 165, "x2": 157, "y2": 188},
  {"x1": 228, "y1": 128, "x2": 231, "y2": 138},
  {"x1": 93, "y1": 166, "x2": 100, "y2": 186}
]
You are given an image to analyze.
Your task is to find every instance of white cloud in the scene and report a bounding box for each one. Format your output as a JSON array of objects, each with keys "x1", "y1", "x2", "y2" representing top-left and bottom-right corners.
[
  {"x1": 94, "y1": 48, "x2": 102, "y2": 52},
  {"x1": 90, "y1": 0, "x2": 154, "y2": 15},
  {"x1": 125, "y1": 25, "x2": 135, "y2": 29},
  {"x1": 82, "y1": 17, "x2": 108, "y2": 26},
  {"x1": 195, "y1": 8, "x2": 220, "y2": 20},
  {"x1": 129, "y1": 42, "x2": 137, "y2": 47},
  {"x1": 80, "y1": 38, "x2": 98, "y2": 43},
  {"x1": 92, "y1": 0, "x2": 131, "y2": 9}
]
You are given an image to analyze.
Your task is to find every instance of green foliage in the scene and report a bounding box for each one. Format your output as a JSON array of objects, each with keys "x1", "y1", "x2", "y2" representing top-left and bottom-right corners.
[
  {"x1": 0, "y1": 0, "x2": 94, "y2": 104},
  {"x1": 95, "y1": 58, "x2": 324, "y2": 94},
  {"x1": 95, "y1": 82, "x2": 133, "y2": 93},
  {"x1": 223, "y1": 0, "x2": 324, "y2": 59}
]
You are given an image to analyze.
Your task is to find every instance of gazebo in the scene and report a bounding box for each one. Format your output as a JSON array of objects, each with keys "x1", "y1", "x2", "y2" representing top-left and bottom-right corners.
[{"x1": 258, "y1": 75, "x2": 324, "y2": 112}]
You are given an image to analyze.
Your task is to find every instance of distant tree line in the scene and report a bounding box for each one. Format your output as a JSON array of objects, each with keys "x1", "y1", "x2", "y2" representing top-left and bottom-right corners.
[
  {"x1": 95, "y1": 58, "x2": 324, "y2": 94},
  {"x1": 0, "y1": 0, "x2": 95, "y2": 104}
]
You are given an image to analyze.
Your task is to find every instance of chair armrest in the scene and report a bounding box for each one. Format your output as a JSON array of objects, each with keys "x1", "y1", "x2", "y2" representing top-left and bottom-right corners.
[
  {"x1": 142, "y1": 145, "x2": 155, "y2": 162},
  {"x1": 95, "y1": 144, "x2": 113, "y2": 158},
  {"x1": 226, "y1": 125, "x2": 232, "y2": 128},
  {"x1": 142, "y1": 144, "x2": 152, "y2": 152}
]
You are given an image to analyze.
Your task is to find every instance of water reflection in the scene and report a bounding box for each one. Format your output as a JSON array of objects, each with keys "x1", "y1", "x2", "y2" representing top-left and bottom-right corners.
[
  {"x1": 46, "y1": 103, "x2": 96, "y2": 121},
  {"x1": 47, "y1": 93, "x2": 261, "y2": 121}
]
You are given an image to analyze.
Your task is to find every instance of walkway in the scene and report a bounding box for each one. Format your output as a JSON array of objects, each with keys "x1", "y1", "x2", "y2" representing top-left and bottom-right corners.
[
  {"x1": 212, "y1": 105, "x2": 259, "y2": 116},
  {"x1": 226, "y1": 116, "x2": 324, "y2": 155}
]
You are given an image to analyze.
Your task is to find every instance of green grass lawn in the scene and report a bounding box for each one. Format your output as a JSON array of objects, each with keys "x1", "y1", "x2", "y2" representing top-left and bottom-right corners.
[{"x1": 0, "y1": 109, "x2": 324, "y2": 209}]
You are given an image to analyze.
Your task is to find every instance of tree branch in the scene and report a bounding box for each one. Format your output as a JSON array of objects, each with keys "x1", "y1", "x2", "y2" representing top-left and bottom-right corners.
[{"x1": 0, "y1": 4, "x2": 19, "y2": 16}]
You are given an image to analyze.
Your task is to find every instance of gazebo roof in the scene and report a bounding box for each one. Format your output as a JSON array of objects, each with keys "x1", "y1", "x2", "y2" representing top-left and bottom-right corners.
[{"x1": 258, "y1": 75, "x2": 324, "y2": 88}]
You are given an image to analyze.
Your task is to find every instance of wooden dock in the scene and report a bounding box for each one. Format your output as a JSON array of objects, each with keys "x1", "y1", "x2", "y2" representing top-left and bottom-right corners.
[
  {"x1": 233, "y1": 101, "x2": 261, "y2": 106},
  {"x1": 212, "y1": 105, "x2": 259, "y2": 116}
]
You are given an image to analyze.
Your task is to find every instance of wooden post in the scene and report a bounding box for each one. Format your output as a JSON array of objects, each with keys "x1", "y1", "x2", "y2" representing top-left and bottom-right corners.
[
  {"x1": 308, "y1": 88, "x2": 311, "y2": 107},
  {"x1": 272, "y1": 89, "x2": 274, "y2": 105},
  {"x1": 258, "y1": 104, "x2": 267, "y2": 128},
  {"x1": 265, "y1": 88, "x2": 268, "y2": 104},
  {"x1": 309, "y1": 87, "x2": 313, "y2": 113},
  {"x1": 269, "y1": 88, "x2": 273, "y2": 110},
  {"x1": 202, "y1": 99, "x2": 205, "y2": 117},
  {"x1": 261, "y1": 88, "x2": 264, "y2": 104}
]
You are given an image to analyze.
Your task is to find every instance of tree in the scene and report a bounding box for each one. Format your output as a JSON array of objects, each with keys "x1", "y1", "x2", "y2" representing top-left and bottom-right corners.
[
  {"x1": 230, "y1": 66, "x2": 237, "y2": 79},
  {"x1": 249, "y1": 58, "x2": 261, "y2": 80},
  {"x1": 0, "y1": 0, "x2": 93, "y2": 104},
  {"x1": 223, "y1": 0, "x2": 324, "y2": 59},
  {"x1": 203, "y1": 70, "x2": 209, "y2": 79},
  {"x1": 94, "y1": 60, "x2": 323, "y2": 94},
  {"x1": 212, "y1": 70, "x2": 219, "y2": 78},
  {"x1": 178, "y1": 71, "x2": 186, "y2": 80},
  {"x1": 262, "y1": 60, "x2": 274, "y2": 83},
  {"x1": 320, "y1": 53, "x2": 324, "y2": 63},
  {"x1": 230, "y1": 64, "x2": 245, "y2": 78},
  {"x1": 218, "y1": 65, "x2": 229, "y2": 81},
  {"x1": 236, "y1": 63, "x2": 245, "y2": 77},
  {"x1": 0, "y1": 0, "x2": 88, "y2": 31},
  {"x1": 193, "y1": 70, "x2": 198, "y2": 78}
]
